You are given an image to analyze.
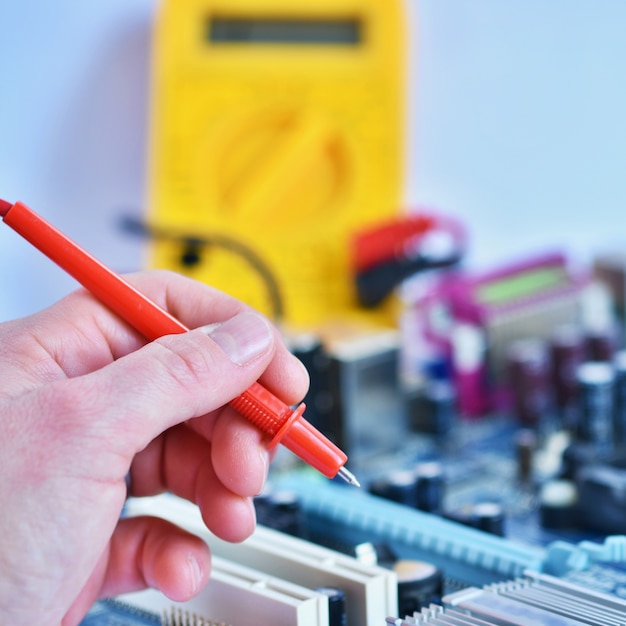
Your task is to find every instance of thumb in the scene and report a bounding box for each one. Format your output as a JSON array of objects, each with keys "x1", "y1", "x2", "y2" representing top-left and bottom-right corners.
[{"x1": 54, "y1": 311, "x2": 276, "y2": 455}]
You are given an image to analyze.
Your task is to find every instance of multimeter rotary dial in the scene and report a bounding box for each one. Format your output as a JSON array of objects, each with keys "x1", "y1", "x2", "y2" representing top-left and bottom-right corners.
[{"x1": 199, "y1": 105, "x2": 351, "y2": 233}]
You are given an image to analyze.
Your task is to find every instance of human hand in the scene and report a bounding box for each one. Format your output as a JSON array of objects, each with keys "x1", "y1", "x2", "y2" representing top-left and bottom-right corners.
[{"x1": 0, "y1": 271, "x2": 309, "y2": 625}]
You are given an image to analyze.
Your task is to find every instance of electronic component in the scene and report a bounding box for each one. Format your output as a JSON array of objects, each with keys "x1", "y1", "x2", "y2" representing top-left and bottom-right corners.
[
  {"x1": 161, "y1": 608, "x2": 228, "y2": 626},
  {"x1": 563, "y1": 561, "x2": 626, "y2": 598},
  {"x1": 254, "y1": 489, "x2": 306, "y2": 538},
  {"x1": 317, "y1": 325, "x2": 405, "y2": 468},
  {"x1": 585, "y1": 325, "x2": 617, "y2": 362},
  {"x1": 274, "y1": 474, "x2": 626, "y2": 583},
  {"x1": 414, "y1": 462, "x2": 446, "y2": 514},
  {"x1": 538, "y1": 479, "x2": 578, "y2": 531},
  {"x1": 580, "y1": 280, "x2": 620, "y2": 362},
  {"x1": 409, "y1": 251, "x2": 587, "y2": 416},
  {"x1": 549, "y1": 324, "x2": 585, "y2": 429},
  {"x1": 514, "y1": 428, "x2": 537, "y2": 484},
  {"x1": 612, "y1": 350, "x2": 626, "y2": 443},
  {"x1": 442, "y1": 501, "x2": 507, "y2": 537},
  {"x1": 120, "y1": 555, "x2": 329, "y2": 626},
  {"x1": 283, "y1": 330, "x2": 333, "y2": 438},
  {"x1": 283, "y1": 322, "x2": 415, "y2": 471},
  {"x1": 369, "y1": 470, "x2": 421, "y2": 508},
  {"x1": 407, "y1": 379, "x2": 457, "y2": 439},
  {"x1": 389, "y1": 571, "x2": 626, "y2": 625},
  {"x1": 275, "y1": 475, "x2": 545, "y2": 587},
  {"x1": 367, "y1": 461, "x2": 447, "y2": 515},
  {"x1": 314, "y1": 587, "x2": 346, "y2": 626},
  {"x1": 593, "y1": 250, "x2": 626, "y2": 334},
  {"x1": 560, "y1": 441, "x2": 604, "y2": 481},
  {"x1": 506, "y1": 338, "x2": 550, "y2": 427},
  {"x1": 393, "y1": 560, "x2": 443, "y2": 616},
  {"x1": 575, "y1": 464, "x2": 626, "y2": 534},
  {"x1": 146, "y1": 0, "x2": 407, "y2": 326},
  {"x1": 575, "y1": 361, "x2": 615, "y2": 446}
]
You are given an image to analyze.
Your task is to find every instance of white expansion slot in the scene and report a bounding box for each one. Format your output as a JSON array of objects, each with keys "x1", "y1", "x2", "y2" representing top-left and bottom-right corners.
[
  {"x1": 125, "y1": 494, "x2": 398, "y2": 625},
  {"x1": 118, "y1": 554, "x2": 329, "y2": 626}
]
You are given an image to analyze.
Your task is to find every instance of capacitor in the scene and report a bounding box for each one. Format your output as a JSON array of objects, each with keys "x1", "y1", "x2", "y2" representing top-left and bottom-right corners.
[
  {"x1": 315, "y1": 587, "x2": 347, "y2": 626},
  {"x1": 515, "y1": 428, "x2": 537, "y2": 485},
  {"x1": 470, "y1": 501, "x2": 506, "y2": 536},
  {"x1": 369, "y1": 470, "x2": 418, "y2": 508},
  {"x1": 284, "y1": 331, "x2": 332, "y2": 434},
  {"x1": 560, "y1": 441, "x2": 600, "y2": 480},
  {"x1": 613, "y1": 350, "x2": 626, "y2": 445},
  {"x1": 549, "y1": 324, "x2": 584, "y2": 429},
  {"x1": 254, "y1": 490, "x2": 304, "y2": 537},
  {"x1": 506, "y1": 338, "x2": 550, "y2": 427},
  {"x1": 408, "y1": 379, "x2": 457, "y2": 438},
  {"x1": 414, "y1": 461, "x2": 445, "y2": 513},
  {"x1": 581, "y1": 280, "x2": 618, "y2": 361},
  {"x1": 576, "y1": 464, "x2": 626, "y2": 534},
  {"x1": 576, "y1": 361, "x2": 615, "y2": 446},
  {"x1": 539, "y1": 479, "x2": 578, "y2": 530},
  {"x1": 444, "y1": 501, "x2": 506, "y2": 536},
  {"x1": 585, "y1": 326, "x2": 616, "y2": 363},
  {"x1": 393, "y1": 560, "x2": 443, "y2": 617}
]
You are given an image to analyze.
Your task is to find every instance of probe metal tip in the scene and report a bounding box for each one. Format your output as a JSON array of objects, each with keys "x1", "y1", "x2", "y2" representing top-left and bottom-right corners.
[{"x1": 337, "y1": 466, "x2": 360, "y2": 487}]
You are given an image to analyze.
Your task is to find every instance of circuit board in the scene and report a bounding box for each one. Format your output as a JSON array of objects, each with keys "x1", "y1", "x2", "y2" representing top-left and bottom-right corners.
[{"x1": 81, "y1": 255, "x2": 626, "y2": 624}]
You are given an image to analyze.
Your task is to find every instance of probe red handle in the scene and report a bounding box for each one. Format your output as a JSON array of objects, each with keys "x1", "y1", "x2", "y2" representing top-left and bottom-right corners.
[{"x1": 230, "y1": 382, "x2": 348, "y2": 477}]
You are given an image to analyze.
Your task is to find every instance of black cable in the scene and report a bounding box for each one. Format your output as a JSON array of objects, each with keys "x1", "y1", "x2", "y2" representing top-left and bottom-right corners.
[{"x1": 119, "y1": 215, "x2": 285, "y2": 322}]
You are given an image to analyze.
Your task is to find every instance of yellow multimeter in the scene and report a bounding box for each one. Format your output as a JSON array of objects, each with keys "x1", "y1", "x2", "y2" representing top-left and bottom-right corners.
[{"x1": 146, "y1": 0, "x2": 407, "y2": 327}]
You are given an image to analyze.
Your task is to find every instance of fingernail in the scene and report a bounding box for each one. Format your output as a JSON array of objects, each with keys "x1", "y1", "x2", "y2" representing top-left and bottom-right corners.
[
  {"x1": 202, "y1": 312, "x2": 273, "y2": 366},
  {"x1": 187, "y1": 554, "x2": 203, "y2": 595},
  {"x1": 257, "y1": 449, "x2": 270, "y2": 494}
]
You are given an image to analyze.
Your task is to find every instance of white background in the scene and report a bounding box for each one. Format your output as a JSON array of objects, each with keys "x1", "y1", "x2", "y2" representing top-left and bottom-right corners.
[{"x1": 1, "y1": 1, "x2": 626, "y2": 322}]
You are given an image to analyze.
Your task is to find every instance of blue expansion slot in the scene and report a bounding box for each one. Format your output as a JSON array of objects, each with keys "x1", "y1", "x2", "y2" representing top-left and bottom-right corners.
[{"x1": 275, "y1": 474, "x2": 626, "y2": 587}]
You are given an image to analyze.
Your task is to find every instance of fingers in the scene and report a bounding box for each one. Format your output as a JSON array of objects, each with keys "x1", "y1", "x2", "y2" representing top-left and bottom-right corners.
[
  {"x1": 102, "y1": 516, "x2": 211, "y2": 601},
  {"x1": 129, "y1": 415, "x2": 265, "y2": 545},
  {"x1": 62, "y1": 516, "x2": 211, "y2": 626},
  {"x1": 130, "y1": 412, "x2": 269, "y2": 501},
  {"x1": 209, "y1": 408, "x2": 271, "y2": 497},
  {"x1": 130, "y1": 426, "x2": 258, "y2": 542},
  {"x1": 0, "y1": 270, "x2": 312, "y2": 625}
]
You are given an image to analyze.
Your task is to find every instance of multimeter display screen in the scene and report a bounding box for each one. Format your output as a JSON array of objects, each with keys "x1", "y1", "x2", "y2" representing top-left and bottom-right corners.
[{"x1": 208, "y1": 18, "x2": 361, "y2": 45}]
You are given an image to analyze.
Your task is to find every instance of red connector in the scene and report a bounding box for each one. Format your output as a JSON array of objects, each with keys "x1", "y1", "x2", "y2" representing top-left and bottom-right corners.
[
  {"x1": 352, "y1": 214, "x2": 437, "y2": 272},
  {"x1": 229, "y1": 382, "x2": 351, "y2": 480}
]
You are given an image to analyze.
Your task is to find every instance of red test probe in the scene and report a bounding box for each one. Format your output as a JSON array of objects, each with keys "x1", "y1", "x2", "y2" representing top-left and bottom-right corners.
[{"x1": 0, "y1": 199, "x2": 359, "y2": 486}]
